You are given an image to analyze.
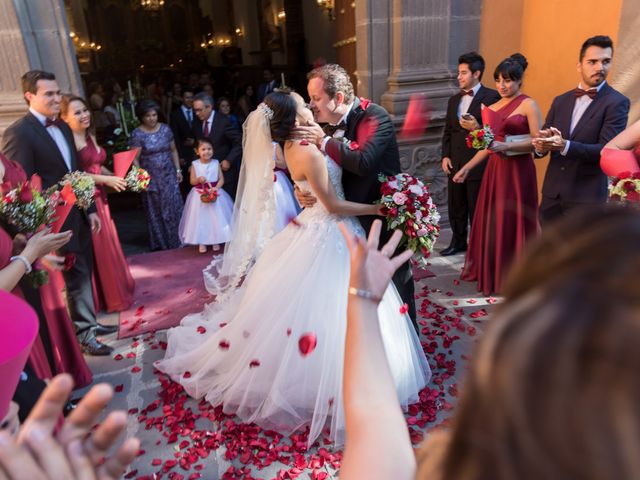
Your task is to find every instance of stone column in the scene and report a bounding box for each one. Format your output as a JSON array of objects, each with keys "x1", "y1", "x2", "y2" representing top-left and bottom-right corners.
[
  {"x1": 0, "y1": 0, "x2": 82, "y2": 134},
  {"x1": 355, "y1": 0, "x2": 482, "y2": 209}
]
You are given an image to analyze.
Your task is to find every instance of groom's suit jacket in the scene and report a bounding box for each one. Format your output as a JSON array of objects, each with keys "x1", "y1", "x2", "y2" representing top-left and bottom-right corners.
[
  {"x1": 324, "y1": 97, "x2": 400, "y2": 237},
  {"x1": 1, "y1": 112, "x2": 92, "y2": 253},
  {"x1": 541, "y1": 83, "x2": 629, "y2": 203}
]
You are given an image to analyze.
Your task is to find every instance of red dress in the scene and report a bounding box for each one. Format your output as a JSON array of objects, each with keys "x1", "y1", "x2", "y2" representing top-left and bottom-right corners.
[
  {"x1": 1, "y1": 153, "x2": 92, "y2": 387},
  {"x1": 78, "y1": 135, "x2": 135, "y2": 312},
  {"x1": 461, "y1": 95, "x2": 540, "y2": 295}
]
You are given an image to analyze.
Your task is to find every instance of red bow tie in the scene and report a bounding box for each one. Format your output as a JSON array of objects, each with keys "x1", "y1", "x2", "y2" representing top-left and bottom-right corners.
[
  {"x1": 460, "y1": 90, "x2": 474, "y2": 97},
  {"x1": 574, "y1": 88, "x2": 597, "y2": 99},
  {"x1": 45, "y1": 118, "x2": 62, "y2": 128}
]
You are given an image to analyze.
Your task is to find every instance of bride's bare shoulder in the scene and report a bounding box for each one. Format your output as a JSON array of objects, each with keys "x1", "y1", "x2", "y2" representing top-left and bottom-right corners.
[{"x1": 285, "y1": 141, "x2": 323, "y2": 164}]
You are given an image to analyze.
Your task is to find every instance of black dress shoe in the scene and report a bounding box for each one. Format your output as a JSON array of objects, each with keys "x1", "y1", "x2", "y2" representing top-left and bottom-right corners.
[
  {"x1": 95, "y1": 324, "x2": 118, "y2": 336},
  {"x1": 439, "y1": 244, "x2": 467, "y2": 256},
  {"x1": 81, "y1": 337, "x2": 114, "y2": 356}
]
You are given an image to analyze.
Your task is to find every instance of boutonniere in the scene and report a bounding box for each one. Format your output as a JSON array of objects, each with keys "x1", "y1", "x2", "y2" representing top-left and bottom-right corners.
[{"x1": 359, "y1": 97, "x2": 371, "y2": 111}]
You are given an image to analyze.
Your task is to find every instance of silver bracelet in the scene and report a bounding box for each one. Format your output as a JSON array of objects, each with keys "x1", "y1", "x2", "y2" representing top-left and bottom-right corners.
[
  {"x1": 348, "y1": 287, "x2": 382, "y2": 304},
  {"x1": 10, "y1": 255, "x2": 32, "y2": 274}
]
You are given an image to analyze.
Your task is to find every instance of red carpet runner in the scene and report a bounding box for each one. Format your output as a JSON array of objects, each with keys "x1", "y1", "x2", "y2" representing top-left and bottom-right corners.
[{"x1": 118, "y1": 247, "x2": 219, "y2": 339}]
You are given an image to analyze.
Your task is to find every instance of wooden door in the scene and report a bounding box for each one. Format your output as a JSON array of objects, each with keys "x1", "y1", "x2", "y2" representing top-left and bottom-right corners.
[{"x1": 333, "y1": 0, "x2": 357, "y2": 89}]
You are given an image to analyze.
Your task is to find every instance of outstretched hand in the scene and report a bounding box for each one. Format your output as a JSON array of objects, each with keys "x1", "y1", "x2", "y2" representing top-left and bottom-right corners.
[{"x1": 339, "y1": 219, "x2": 413, "y2": 301}]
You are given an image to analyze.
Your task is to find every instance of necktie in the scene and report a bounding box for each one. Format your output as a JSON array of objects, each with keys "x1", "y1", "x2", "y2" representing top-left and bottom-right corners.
[
  {"x1": 203, "y1": 120, "x2": 210, "y2": 137},
  {"x1": 460, "y1": 90, "x2": 474, "y2": 96},
  {"x1": 574, "y1": 88, "x2": 597, "y2": 99},
  {"x1": 323, "y1": 121, "x2": 347, "y2": 137},
  {"x1": 45, "y1": 118, "x2": 62, "y2": 128},
  {"x1": 186, "y1": 109, "x2": 192, "y2": 124}
]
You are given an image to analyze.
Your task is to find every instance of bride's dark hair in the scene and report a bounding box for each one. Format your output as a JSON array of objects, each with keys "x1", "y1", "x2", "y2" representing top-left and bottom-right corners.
[{"x1": 263, "y1": 91, "x2": 297, "y2": 142}]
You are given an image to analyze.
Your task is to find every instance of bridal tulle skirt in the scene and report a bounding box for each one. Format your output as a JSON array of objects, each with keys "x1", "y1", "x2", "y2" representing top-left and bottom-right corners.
[{"x1": 156, "y1": 208, "x2": 431, "y2": 446}]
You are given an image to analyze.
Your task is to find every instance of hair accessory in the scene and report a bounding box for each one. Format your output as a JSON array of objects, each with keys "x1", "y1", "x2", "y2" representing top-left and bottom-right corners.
[{"x1": 258, "y1": 103, "x2": 274, "y2": 120}]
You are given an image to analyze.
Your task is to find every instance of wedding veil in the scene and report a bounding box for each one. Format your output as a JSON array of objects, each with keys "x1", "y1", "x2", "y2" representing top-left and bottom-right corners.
[{"x1": 203, "y1": 104, "x2": 277, "y2": 303}]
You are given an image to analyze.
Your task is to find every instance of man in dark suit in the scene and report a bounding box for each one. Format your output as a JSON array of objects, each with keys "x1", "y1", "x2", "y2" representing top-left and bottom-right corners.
[
  {"x1": 295, "y1": 63, "x2": 418, "y2": 328},
  {"x1": 1, "y1": 70, "x2": 115, "y2": 356},
  {"x1": 533, "y1": 35, "x2": 630, "y2": 225},
  {"x1": 440, "y1": 52, "x2": 501, "y2": 256},
  {"x1": 169, "y1": 88, "x2": 196, "y2": 195},
  {"x1": 256, "y1": 68, "x2": 279, "y2": 104},
  {"x1": 192, "y1": 92, "x2": 242, "y2": 199}
]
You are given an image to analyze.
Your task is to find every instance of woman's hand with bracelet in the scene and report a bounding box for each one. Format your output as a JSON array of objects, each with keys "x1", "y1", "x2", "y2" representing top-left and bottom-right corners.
[{"x1": 339, "y1": 219, "x2": 413, "y2": 304}]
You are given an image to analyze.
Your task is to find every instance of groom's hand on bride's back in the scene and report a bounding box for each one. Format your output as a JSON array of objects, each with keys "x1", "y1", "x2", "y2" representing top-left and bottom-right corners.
[{"x1": 294, "y1": 185, "x2": 317, "y2": 208}]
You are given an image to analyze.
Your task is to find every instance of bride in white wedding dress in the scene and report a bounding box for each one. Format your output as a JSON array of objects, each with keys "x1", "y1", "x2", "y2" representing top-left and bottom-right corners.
[{"x1": 155, "y1": 91, "x2": 431, "y2": 447}]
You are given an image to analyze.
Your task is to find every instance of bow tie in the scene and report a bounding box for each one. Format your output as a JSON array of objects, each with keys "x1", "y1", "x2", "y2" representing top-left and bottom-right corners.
[
  {"x1": 323, "y1": 121, "x2": 347, "y2": 137},
  {"x1": 45, "y1": 118, "x2": 62, "y2": 128},
  {"x1": 460, "y1": 90, "x2": 474, "y2": 97},
  {"x1": 574, "y1": 88, "x2": 597, "y2": 99}
]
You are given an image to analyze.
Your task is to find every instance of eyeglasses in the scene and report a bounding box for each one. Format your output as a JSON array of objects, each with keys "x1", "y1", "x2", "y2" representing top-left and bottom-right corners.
[{"x1": 193, "y1": 106, "x2": 211, "y2": 113}]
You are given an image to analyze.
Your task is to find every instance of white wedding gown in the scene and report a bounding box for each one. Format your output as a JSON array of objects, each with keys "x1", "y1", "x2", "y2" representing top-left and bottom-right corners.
[{"x1": 156, "y1": 155, "x2": 431, "y2": 447}]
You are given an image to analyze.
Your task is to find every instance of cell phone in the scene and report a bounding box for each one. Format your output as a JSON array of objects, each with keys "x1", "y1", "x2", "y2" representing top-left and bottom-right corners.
[{"x1": 461, "y1": 113, "x2": 474, "y2": 120}]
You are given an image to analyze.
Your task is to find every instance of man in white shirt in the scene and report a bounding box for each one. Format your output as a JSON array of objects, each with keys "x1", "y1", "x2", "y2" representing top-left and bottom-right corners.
[{"x1": 533, "y1": 35, "x2": 630, "y2": 225}]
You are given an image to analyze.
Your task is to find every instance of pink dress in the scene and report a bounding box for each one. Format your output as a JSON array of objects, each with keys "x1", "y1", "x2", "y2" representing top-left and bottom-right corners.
[{"x1": 78, "y1": 135, "x2": 135, "y2": 312}]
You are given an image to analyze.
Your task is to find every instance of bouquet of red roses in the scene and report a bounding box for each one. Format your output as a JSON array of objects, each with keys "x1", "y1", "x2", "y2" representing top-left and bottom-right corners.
[
  {"x1": 609, "y1": 171, "x2": 640, "y2": 203},
  {"x1": 466, "y1": 125, "x2": 495, "y2": 150},
  {"x1": 378, "y1": 173, "x2": 440, "y2": 269},
  {"x1": 196, "y1": 182, "x2": 218, "y2": 203},
  {"x1": 0, "y1": 179, "x2": 60, "y2": 287},
  {"x1": 125, "y1": 165, "x2": 150, "y2": 192}
]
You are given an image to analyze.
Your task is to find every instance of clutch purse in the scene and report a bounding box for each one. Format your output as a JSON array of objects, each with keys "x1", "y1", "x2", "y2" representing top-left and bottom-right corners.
[{"x1": 504, "y1": 134, "x2": 532, "y2": 156}]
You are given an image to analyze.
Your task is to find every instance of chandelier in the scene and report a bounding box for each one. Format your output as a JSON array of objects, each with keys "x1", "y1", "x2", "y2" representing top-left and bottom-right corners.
[
  {"x1": 139, "y1": 0, "x2": 165, "y2": 11},
  {"x1": 317, "y1": 0, "x2": 335, "y2": 20}
]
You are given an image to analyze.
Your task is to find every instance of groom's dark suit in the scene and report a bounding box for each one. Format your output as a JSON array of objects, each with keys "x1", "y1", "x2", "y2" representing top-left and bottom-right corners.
[
  {"x1": 324, "y1": 97, "x2": 417, "y2": 326},
  {"x1": 442, "y1": 85, "x2": 500, "y2": 248},
  {"x1": 2, "y1": 112, "x2": 99, "y2": 344},
  {"x1": 540, "y1": 82, "x2": 629, "y2": 224}
]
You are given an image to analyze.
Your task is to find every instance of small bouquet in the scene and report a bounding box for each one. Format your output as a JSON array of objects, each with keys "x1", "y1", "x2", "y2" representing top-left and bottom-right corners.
[
  {"x1": 609, "y1": 171, "x2": 640, "y2": 203},
  {"x1": 58, "y1": 172, "x2": 95, "y2": 210},
  {"x1": 378, "y1": 173, "x2": 440, "y2": 269},
  {"x1": 0, "y1": 180, "x2": 60, "y2": 287},
  {"x1": 466, "y1": 125, "x2": 495, "y2": 150},
  {"x1": 196, "y1": 182, "x2": 218, "y2": 203},
  {"x1": 125, "y1": 165, "x2": 150, "y2": 192}
]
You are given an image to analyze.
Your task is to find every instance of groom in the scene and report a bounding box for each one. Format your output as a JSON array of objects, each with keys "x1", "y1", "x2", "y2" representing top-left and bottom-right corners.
[{"x1": 294, "y1": 63, "x2": 417, "y2": 327}]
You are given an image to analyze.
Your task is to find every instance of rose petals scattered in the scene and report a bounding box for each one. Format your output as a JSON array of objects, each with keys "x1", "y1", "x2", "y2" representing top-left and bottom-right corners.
[
  {"x1": 183, "y1": 371, "x2": 192, "y2": 379},
  {"x1": 218, "y1": 340, "x2": 230, "y2": 350},
  {"x1": 487, "y1": 297, "x2": 498, "y2": 304},
  {"x1": 249, "y1": 359, "x2": 260, "y2": 368},
  {"x1": 185, "y1": 288, "x2": 193, "y2": 294},
  {"x1": 466, "y1": 299, "x2": 477, "y2": 304},
  {"x1": 114, "y1": 384, "x2": 124, "y2": 392},
  {"x1": 298, "y1": 333, "x2": 317, "y2": 357},
  {"x1": 131, "y1": 365, "x2": 141, "y2": 373},
  {"x1": 453, "y1": 279, "x2": 460, "y2": 286},
  {"x1": 286, "y1": 328, "x2": 292, "y2": 337},
  {"x1": 113, "y1": 354, "x2": 123, "y2": 361},
  {"x1": 135, "y1": 306, "x2": 145, "y2": 317},
  {"x1": 399, "y1": 303, "x2": 409, "y2": 314},
  {"x1": 197, "y1": 326, "x2": 206, "y2": 334}
]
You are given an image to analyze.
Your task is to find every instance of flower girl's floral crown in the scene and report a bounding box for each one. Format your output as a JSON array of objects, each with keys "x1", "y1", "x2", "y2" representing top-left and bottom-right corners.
[{"x1": 258, "y1": 103, "x2": 274, "y2": 120}]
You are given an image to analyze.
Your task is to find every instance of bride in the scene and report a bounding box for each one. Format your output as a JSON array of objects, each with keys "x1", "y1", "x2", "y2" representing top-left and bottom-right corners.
[{"x1": 155, "y1": 91, "x2": 431, "y2": 447}]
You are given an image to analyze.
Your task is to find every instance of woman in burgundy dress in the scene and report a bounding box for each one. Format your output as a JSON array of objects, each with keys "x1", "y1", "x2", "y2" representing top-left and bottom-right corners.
[
  {"x1": 0, "y1": 153, "x2": 91, "y2": 388},
  {"x1": 61, "y1": 95, "x2": 135, "y2": 313},
  {"x1": 453, "y1": 54, "x2": 541, "y2": 295}
]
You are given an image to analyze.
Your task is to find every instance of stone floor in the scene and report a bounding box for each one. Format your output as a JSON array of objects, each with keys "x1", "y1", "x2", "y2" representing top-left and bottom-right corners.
[{"x1": 86, "y1": 225, "x2": 499, "y2": 479}]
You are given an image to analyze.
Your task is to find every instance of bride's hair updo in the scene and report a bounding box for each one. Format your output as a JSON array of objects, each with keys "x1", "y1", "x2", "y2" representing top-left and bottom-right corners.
[
  {"x1": 263, "y1": 91, "x2": 297, "y2": 142},
  {"x1": 494, "y1": 53, "x2": 528, "y2": 82}
]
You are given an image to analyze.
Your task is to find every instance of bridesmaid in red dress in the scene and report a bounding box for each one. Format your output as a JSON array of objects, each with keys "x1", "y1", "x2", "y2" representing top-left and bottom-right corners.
[
  {"x1": 453, "y1": 54, "x2": 541, "y2": 295},
  {"x1": 61, "y1": 95, "x2": 135, "y2": 313},
  {"x1": 0, "y1": 153, "x2": 91, "y2": 387}
]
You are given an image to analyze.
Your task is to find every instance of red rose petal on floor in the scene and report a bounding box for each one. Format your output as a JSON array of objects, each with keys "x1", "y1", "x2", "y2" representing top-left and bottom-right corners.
[
  {"x1": 219, "y1": 322, "x2": 227, "y2": 328},
  {"x1": 218, "y1": 340, "x2": 230, "y2": 350},
  {"x1": 114, "y1": 384, "x2": 124, "y2": 392},
  {"x1": 298, "y1": 333, "x2": 317, "y2": 357},
  {"x1": 487, "y1": 297, "x2": 498, "y2": 304},
  {"x1": 185, "y1": 288, "x2": 193, "y2": 294},
  {"x1": 151, "y1": 458, "x2": 162, "y2": 466},
  {"x1": 399, "y1": 303, "x2": 409, "y2": 314},
  {"x1": 197, "y1": 326, "x2": 206, "y2": 334},
  {"x1": 452, "y1": 300, "x2": 459, "y2": 306},
  {"x1": 286, "y1": 328, "x2": 292, "y2": 336},
  {"x1": 126, "y1": 352, "x2": 136, "y2": 359},
  {"x1": 453, "y1": 279, "x2": 460, "y2": 286},
  {"x1": 131, "y1": 366, "x2": 141, "y2": 373},
  {"x1": 135, "y1": 306, "x2": 145, "y2": 317},
  {"x1": 249, "y1": 359, "x2": 260, "y2": 368},
  {"x1": 466, "y1": 299, "x2": 477, "y2": 304},
  {"x1": 183, "y1": 371, "x2": 192, "y2": 378},
  {"x1": 113, "y1": 354, "x2": 123, "y2": 361}
]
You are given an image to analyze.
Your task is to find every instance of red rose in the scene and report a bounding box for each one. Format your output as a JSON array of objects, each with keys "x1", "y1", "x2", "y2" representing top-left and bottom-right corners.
[
  {"x1": 623, "y1": 180, "x2": 636, "y2": 193},
  {"x1": 633, "y1": 172, "x2": 640, "y2": 180},
  {"x1": 626, "y1": 190, "x2": 640, "y2": 202},
  {"x1": 618, "y1": 171, "x2": 632, "y2": 179},
  {"x1": 348, "y1": 141, "x2": 360, "y2": 151},
  {"x1": 477, "y1": 130, "x2": 484, "y2": 138},
  {"x1": 611, "y1": 177, "x2": 620, "y2": 186},
  {"x1": 18, "y1": 183, "x2": 33, "y2": 203},
  {"x1": 389, "y1": 207, "x2": 398, "y2": 217},
  {"x1": 359, "y1": 97, "x2": 371, "y2": 110}
]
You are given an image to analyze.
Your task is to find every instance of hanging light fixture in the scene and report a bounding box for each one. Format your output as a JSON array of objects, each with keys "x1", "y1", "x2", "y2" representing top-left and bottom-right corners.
[
  {"x1": 317, "y1": 0, "x2": 335, "y2": 20},
  {"x1": 138, "y1": 0, "x2": 165, "y2": 12}
]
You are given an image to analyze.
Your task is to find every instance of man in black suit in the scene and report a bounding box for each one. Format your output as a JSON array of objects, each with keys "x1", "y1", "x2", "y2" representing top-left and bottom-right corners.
[
  {"x1": 192, "y1": 92, "x2": 242, "y2": 199},
  {"x1": 533, "y1": 35, "x2": 630, "y2": 225},
  {"x1": 440, "y1": 52, "x2": 501, "y2": 256},
  {"x1": 1, "y1": 70, "x2": 115, "y2": 355},
  {"x1": 169, "y1": 88, "x2": 196, "y2": 195},
  {"x1": 256, "y1": 68, "x2": 279, "y2": 104},
  {"x1": 295, "y1": 63, "x2": 418, "y2": 328}
]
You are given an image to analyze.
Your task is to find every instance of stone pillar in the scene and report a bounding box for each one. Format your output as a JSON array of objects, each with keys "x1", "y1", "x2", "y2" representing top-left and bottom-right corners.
[
  {"x1": 355, "y1": 0, "x2": 482, "y2": 209},
  {"x1": 0, "y1": 0, "x2": 82, "y2": 134}
]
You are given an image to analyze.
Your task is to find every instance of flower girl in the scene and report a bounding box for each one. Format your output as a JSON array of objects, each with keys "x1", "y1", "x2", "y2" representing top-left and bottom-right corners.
[{"x1": 179, "y1": 138, "x2": 234, "y2": 253}]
